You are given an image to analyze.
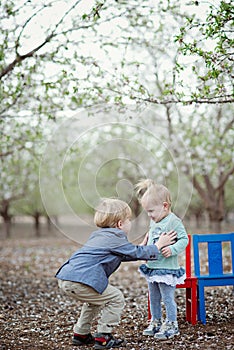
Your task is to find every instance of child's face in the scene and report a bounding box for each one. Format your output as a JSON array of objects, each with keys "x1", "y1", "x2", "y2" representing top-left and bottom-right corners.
[
  {"x1": 142, "y1": 197, "x2": 169, "y2": 223},
  {"x1": 117, "y1": 217, "x2": 132, "y2": 234}
]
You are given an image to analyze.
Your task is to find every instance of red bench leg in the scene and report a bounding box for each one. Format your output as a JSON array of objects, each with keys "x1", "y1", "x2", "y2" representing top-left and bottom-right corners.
[
  {"x1": 191, "y1": 280, "x2": 197, "y2": 325},
  {"x1": 148, "y1": 292, "x2": 151, "y2": 320},
  {"x1": 186, "y1": 287, "x2": 192, "y2": 323}
]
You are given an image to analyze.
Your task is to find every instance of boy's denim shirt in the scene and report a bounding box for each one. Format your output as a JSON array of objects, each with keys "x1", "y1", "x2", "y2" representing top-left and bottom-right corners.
[{"x1": 56, "y1": 227, "x2": 160, "y2": 294}]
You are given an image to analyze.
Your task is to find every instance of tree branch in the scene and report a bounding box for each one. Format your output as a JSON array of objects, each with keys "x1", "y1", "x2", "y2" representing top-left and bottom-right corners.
[
  {"x1": 0, "y1": 145, "x2": 25, "y2": 158},
  {"x1": 215, "y1": 165, "x2": 234, "y2": 192},
  {"x1": 0, "y1": 0, "x2": 84, "y2": 80},
  {"x1": 142, "y1": 95, "x2": 234, "y2": 105},
  {"x1": 192, "y1": 175, "x2": 210, "y2": 206},
  {"x1": 0, "y1": 33, "x2": 54, "y2": 79},
  {"x1": 223, "y1": 117, "x2": 234, "y2": 136}
]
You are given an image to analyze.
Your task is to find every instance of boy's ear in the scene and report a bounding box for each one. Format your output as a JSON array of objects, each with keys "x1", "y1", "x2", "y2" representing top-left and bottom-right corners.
[
  {"x1": 116, "y1": 220, "x2": 122, "y2": 229},
  {"x1": 163, "y1": 202, "x2": 169, "y2": 210}
]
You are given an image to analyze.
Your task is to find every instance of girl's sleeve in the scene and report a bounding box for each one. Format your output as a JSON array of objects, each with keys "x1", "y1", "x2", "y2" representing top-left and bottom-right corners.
[{"x1": 169, "y1": 220, "x2": 188, "y2": 256}]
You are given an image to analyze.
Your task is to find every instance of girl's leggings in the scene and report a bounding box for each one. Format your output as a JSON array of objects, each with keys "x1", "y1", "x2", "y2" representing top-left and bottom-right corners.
[{"x1": 148, "y1": 281, "x2": 177, "y2": 322}]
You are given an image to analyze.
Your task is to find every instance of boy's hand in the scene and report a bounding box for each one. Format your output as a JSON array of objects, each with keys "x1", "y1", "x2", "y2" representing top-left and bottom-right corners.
[
  {"x1": 161, "y1": 246, "x2": 172, "y2": 258},
  {"x1": 155, "y1": 230, "x2": 177, "y2": 250}
]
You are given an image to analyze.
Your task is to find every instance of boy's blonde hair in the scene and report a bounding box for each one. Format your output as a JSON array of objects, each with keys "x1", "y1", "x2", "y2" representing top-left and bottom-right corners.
[
  {"x1": 135, "y1": 179, "x2": 172, "y2": 207},
  {"x1": 94, "y1": 198, "x2": 132, "y2": 228}
]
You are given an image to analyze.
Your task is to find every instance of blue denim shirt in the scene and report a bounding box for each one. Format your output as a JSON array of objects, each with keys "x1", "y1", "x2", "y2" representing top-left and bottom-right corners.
[{"x1": 55, "y1": 227, "x2": 160, "y2": 294}]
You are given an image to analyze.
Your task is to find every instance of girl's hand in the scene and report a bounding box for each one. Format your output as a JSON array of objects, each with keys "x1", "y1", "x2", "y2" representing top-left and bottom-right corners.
[
  {"x1": 161, "y1": 246, "x2": 172, "y2": 258},
  {"x1": 155, "y1": 230, "x2": 177, "y2": 250}
]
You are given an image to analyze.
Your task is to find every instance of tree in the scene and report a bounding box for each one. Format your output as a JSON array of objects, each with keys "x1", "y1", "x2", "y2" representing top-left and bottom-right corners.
[
  {"x1": 165, "y1": 103, "x2": 234, "y2": 231},
  {"x1": 0, "y1": 117, "x2": 45, "y2": 237},
  {"x1": 39, "y1": 110, "x2": 194, "y2": 243},
  {"x1": 12, "y1": 187, "x2": 47, "y2": 237},
  {"x1": 77, "y1": 0, "x2": 233, "y2": 106},
  {"x1": 1, "y1": 0, "x2": 233, "y2": 236},
  {"x1": 84, "y1": 0, "x2": 233, "y2": 229},
  {"x1": 1, "y1": 0, "x2": 232, "y2": 121},
  {"x1": 0, "y1": 0, "x2": 99, "y2": 119},
  {"x1": 174, "y1": 0, "x2": 233, "y2": 104}
]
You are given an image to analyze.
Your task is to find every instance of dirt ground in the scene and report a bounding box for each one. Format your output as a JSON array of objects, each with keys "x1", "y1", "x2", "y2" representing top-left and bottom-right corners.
[{"x1": 0, "y1": 229, "x2": 233, "y2": 350}]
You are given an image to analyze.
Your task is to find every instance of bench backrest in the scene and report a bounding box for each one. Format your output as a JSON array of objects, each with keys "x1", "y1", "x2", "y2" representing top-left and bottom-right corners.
[{"x1": 193, "y1": 233, "x2": 234, "y2": 277}]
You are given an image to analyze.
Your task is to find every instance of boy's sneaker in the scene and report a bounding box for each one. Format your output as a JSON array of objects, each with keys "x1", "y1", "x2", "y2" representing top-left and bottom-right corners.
[
  {"x1": 155, "y1": 321, "x2": 180, "y2": 340},
  {"x1": 143, "y1": 319, "x2": 162, "y2": 336},
  {"x1": 72, "y1": 333, "x2": 95, "y2": 346},
  {"x1": 94, "y1": 333, "x2": 125, "y2": 349}
]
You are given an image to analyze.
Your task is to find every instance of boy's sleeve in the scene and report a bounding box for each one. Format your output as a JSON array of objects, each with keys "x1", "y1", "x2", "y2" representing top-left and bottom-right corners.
[{"x1": 110, "y1": 238, "x2": 160, "y2": 261}]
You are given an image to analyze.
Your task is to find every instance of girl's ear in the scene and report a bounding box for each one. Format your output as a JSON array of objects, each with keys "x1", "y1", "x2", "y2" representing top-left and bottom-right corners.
[{"x1": 163, "y1": 202, "x2": 169, "y2": 210}]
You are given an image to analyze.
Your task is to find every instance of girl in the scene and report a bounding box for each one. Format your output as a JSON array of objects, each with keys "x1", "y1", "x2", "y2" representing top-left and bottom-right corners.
[{"x1": 136, "y1": 179, "x2": 188, "y2": 340}]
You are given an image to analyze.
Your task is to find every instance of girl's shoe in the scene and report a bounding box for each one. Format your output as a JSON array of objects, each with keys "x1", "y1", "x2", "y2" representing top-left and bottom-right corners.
[
  {"x1": 154, "y1": 321, "x2": 180, "y2": 340},
  {"x1": 72, "y1": 333, "x2": 95, "y2": 346},
  {"x1": 143, "y1": 319, "x2": 162, "y2": 336},
  {"x1": 94, "y1": 333, "x2": 125, "y2": 349}
]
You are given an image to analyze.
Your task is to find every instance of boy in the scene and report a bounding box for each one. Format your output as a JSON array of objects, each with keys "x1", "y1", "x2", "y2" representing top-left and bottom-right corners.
[{"x1": 56, "y1": 198, "x2": 177, "y2": 349}]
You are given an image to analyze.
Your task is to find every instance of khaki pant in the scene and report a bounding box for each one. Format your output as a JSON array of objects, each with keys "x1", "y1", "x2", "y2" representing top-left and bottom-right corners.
[{"x1": 58, "y1": 280, "x2": 125, "y2": 334}]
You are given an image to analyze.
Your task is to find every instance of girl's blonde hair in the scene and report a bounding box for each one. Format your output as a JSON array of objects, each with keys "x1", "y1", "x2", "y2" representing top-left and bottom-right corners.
[
  {"x1": 135, "y1": 179, "x2": 172, "y2": 207},
  {"x1": 94, "y1": 198, "x2": 132, "y2": 228}
]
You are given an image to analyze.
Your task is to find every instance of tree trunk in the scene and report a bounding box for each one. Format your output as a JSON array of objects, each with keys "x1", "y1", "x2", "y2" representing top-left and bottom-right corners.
[
  {"x1": 3, "y1": 217, "x2": 11, "y2": 238},
  {"x1": 192, "y1": 175, "x2": 225, "y2": 233},
  {"x1": 0, "y1": 200, "x2": 11, "y2": 238},
  {"x1": 207, "y1": 186, "x2": 225, "y2": 233},
  {"x1": 33, "y1": 212, "x2": 41, "y2": 237},
  {"x1": 46, "y1": 215, "x2": 52, "y2": 232},
  {"x1": 208, "y1": 217, "x2": 222, "y2": 233},
  {"x1": 195, "y1": 212, "x2": 202, "y2": 228}
]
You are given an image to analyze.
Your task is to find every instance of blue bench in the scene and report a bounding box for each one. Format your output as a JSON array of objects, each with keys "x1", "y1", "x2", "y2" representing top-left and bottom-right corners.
[{"x1": 193, "y1": 233, "x2": 234, "y2": 324}]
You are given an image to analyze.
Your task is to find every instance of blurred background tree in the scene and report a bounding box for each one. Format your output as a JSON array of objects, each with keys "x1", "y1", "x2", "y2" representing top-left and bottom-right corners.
[{"x1": 0, "y1": 0, "x2": 233, "y2": 237}]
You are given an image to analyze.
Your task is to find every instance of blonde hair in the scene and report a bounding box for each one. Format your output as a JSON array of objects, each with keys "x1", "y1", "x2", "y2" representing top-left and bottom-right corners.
[
  {"x1": 94, "y1": 198, "x2": 132, "y2": 228},
  {"x1": 135, "y1": 179, "x2": 172, "y2": 207}
]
